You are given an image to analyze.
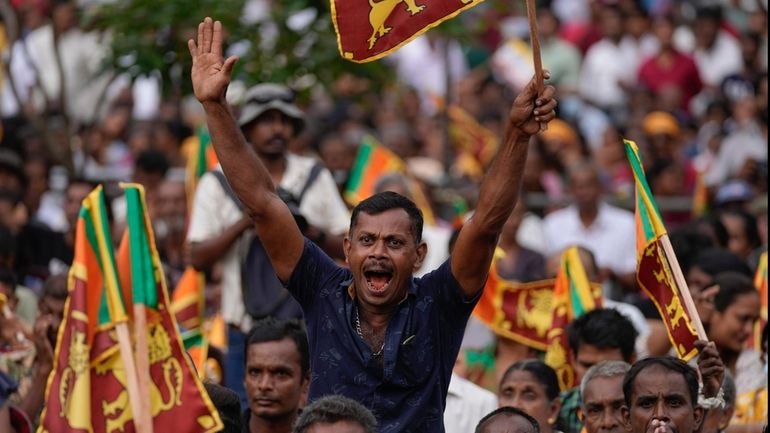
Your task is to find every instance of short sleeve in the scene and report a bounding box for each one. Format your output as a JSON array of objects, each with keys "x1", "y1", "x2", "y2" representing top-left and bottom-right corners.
[
  {"x1": 286, "y1": 238, "x2": 348, "y2": 310},
  {"x1": 418, "y1": 258, "x2": 482, "y2": 319},
  {"x1": 299, "y1": 168, "x2": 350, "y2": 236}
]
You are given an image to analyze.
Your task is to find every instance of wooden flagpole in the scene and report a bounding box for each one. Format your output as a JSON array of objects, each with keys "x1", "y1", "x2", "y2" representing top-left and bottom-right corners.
[
  {"x1": 659, "y1": 234, "x2": 709, "y2": 340},
  {"x1": 525, "y1": 0, "x2": 546, "y2": 130},
  {"x1": 115, "y1": 321, "x2": 150, "y2": 433},
  {"x1": 134, "y1": 304, "x2": 155, "y2": 433}
]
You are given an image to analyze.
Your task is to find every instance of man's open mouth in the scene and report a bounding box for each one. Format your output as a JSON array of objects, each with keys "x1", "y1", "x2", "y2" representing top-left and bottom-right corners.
[{"x1": 364, "y1": 270, "x2": 393, "y2": 293}]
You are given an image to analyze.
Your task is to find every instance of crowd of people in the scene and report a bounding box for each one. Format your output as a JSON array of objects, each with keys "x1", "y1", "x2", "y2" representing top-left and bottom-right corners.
[{"x1": 0, "y1": 0, "x2": 767, "y2": 432}]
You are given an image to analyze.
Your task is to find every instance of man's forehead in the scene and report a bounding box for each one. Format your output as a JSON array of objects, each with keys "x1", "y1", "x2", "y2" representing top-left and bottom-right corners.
[
  {"x1": 247, "y1": 338, "x2": 301, "y2": 364},
  {"x1": 352, "y1": 209, "x2": 413, "y2": 233},
  {"x1": 584, "y1": 375, "x2": 624, "y2": 402},
  {"x1": 632, "y1": 366, "x2": 691, "y2": 400}
]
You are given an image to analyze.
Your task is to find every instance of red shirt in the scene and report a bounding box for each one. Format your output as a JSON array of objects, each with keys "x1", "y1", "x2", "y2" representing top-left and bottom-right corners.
[{"x1": 638, "y1": 50, "x2": 704, "y2": 112}]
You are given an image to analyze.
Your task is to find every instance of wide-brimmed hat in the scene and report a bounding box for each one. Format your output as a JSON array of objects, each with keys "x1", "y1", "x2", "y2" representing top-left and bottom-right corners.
[{"x1": 237, "y1": 83, "x2": 305, "y2": 132}]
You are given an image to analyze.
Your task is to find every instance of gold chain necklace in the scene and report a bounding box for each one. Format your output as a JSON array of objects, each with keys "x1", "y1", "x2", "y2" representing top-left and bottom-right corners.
[{"x1": 355, "y1": 305, "x2": 385, "y2": 357}]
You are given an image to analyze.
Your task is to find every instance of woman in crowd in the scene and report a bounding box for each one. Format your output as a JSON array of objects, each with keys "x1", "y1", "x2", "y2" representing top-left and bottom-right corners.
[
  {"x1": 707, "y1": 271, "x2": 763, "y2": 397},
  {"x1": 497, "y1": 359, "x2": 562, "y2": 433}
]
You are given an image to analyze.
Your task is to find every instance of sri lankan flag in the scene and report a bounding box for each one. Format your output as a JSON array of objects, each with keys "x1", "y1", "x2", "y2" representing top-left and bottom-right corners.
[
  {"x1": 448, "y1": 105, "x2": 499, "y2": 169},
  {"x1": 627, "y1": 139, "x2": 700, "y2": 361},
  {"x1": 344, "y1": 135, "x2": 436, "y2": 224},
  {"x1": 473, "y1": 248, "x2": 554, "y2": 351},
  {"x1": 544, "y1": 246, "x2": 603, "y2": 391},
  {"x1": 171, "y1": 268, "x2": 209, "y2": 375},
  {"x1": 117, "y1": 183, "x2": 222, "y2": 433},
  {"x1": 750, "y1": 252, "x2": 767, "y2": 349},
  {"x1": 331, "y1": 0, "x2": 484, "y2": 62},
  {"x1": 184, "y1": 126, "x2": 218, "y2": 214},
  {"x1": 38, "y1": 186, "x2": 136, "y2": 433}
]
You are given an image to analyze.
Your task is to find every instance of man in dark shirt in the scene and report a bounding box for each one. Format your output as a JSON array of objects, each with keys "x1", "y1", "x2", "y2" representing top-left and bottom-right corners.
[{"x1": 189, "y1": 17, "x2": 557, "y2": 432}]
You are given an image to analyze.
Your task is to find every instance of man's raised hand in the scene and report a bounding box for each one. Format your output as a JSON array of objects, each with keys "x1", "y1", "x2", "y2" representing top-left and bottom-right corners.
[
  {"x1": 509, "y1": 70, "x2": 557, "y2": 136},
  {"x1": 188, "y1": 17, "x2": 239, "y2": 104}
]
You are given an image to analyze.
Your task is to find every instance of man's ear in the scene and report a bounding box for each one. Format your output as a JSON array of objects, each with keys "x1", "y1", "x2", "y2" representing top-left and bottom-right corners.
[
  {"x1": 343, "y1": 235, "x2": 350, "y2": 264},
  {"x1": 693, "y1": 406, "x2": 705, "y2": 432},
  {"x1": 413, "y1": 241, "x2": 428, "y2": 273},
  {"x1": 621, "y1": 405, "x2": 633, "y2": 432}
]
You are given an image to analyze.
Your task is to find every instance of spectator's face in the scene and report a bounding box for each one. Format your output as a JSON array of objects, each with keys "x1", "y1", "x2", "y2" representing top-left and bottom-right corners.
[
  {"x1": 477, "y1": 414, "x2": 537, "y2": 433},
  {"x1": 652, "y1": 19, "x2": 674, "y2": 47},
  {"x1": 24, "y1": 159, "x2": 48, "y2": 210},
  {"x1": 570, "y1": 169, "x2": 601, "y2": 211},
  {"x1": 574, "y1": 345, "x2": 626, "y2": 384},
  {"x1": 622, "y1": 365, "x2": 703, "y2": 433},
  {"x1": 65, "y1": 183, "x2": 93, "y2": 231},
  {"x1": 498, "y1": 370, "x2": 560, "y2": 433},
  {"x1": 685, "y1": 266, "x2": 714, "y2": 294},
  {"x1": 244, "y1": 110, "x2": 295, "y2": 159},
  {"x1": 720, "y1": 214, "x2": 753, "y2": 259},
  {"x1": 694, "y1": 18, "x2": 719, "y2": 48},
  {"x1": 344, "y1": 209, "x2": 426, "y2": 311},
  {"x1": 582, "y1": 375, "x2": 625, "y2": 433},
  {"x1": 600, "y1": 8, "x2": 623, "y2": 41},
  {"x1": 154, "y1": 180, "x2": 186, "y2": 221},
  {"x1": 244, "y1": 338, "x2": 308, "y2": 421},
  {"x1": 709, "y1": 292, "x2": 760, "y2": 353},
  {"x1": 305, "y1": 420, "x2": 367, "y2": 433}
]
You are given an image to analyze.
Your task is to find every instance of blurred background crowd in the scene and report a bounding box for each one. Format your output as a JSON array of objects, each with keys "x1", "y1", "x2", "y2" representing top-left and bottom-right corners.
[{"x1": 0, "y1": 0, "x2": 766, "y2": 430}]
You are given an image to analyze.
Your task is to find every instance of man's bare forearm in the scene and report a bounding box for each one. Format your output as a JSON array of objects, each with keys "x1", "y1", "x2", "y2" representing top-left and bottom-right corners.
[
  {"x1": 188, "y1": 217, "x2": 252, "y2": 271},
  {"x1": 473, "y1": 127, "x2": 530, "y2": 238},
  {"x1": 201, "y1": 100, "x2": 277, "y2": 220}
]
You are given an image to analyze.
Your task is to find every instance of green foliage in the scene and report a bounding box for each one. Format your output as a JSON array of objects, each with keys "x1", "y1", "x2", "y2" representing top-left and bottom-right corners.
[{"x1": 86, "y1": 0, "x2": 392, "y2": 99}]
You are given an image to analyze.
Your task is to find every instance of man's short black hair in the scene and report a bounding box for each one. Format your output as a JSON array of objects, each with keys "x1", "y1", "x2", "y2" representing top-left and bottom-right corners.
[
  {"x1": 245, "y1": 317, "x2": 310, "y2": 377},
  {"x1": 0, "y1": 267, "x2": 17, "y2": 292},
  {"x1": 349, "y1": 191, "x2": 423, "y2": 243},
  {"x1": 293, "y1": 395, "x2": 377, "y2": 433},
  {"x1": 622, "y1": 357, "x2": 700, "y2": 408},
  {"x1": 134, "y1": 149, "x2": 170, "y2": 177},
  {"x1": 42, "y1": 274, "x2": 68, "y2": 301},
  {"x1": 691, "y1": 248, "x2": 751, "y2": 277},
  {"x1": 203, "y1": 382, "x2": 242, "y2": 433},
  {"x1": 713, "y1": 271, "x2": 757, "y2": 313},
  {"x1": 566, "y1": 308, "x2": 638, "y2": 362},
  {"x1": 475, "y1": 406, "x2": 540, "y2": 433}
]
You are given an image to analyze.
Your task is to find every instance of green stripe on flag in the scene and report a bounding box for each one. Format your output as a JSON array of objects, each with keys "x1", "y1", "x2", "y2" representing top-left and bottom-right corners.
[
  {"x1": 345, "y1": 139, "x2": 374, "y2": 196},
  {"x1": 125, "y1": 186, "x2": 159, "y2": 308}
]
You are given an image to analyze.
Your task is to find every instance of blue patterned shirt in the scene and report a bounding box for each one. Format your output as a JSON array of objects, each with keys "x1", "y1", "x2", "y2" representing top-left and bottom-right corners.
[{"x1": 287, "y1": 239, "x2": 481, "y2": 432}]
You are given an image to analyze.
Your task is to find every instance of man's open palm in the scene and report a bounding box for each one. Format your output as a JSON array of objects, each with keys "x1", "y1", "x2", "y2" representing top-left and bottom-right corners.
[{"x1": 188, "y1": 17, "x2": 238, "y2": 103}]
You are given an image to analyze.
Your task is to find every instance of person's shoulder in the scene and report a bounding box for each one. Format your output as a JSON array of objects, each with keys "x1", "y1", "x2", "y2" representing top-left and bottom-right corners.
[
  {"x1": 543, "y1": 206, "x2": 575, "y2": 225},
  {"x1": 600, "y1": 202, "x2": 634, "y2": 220},
  {"x1": 448, "y1": 373, "x2": 496, "y2": 402}
]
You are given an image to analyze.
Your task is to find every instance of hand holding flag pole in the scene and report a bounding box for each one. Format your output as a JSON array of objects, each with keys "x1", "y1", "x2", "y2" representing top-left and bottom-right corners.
[{"x1": 525, "y1": 0, "x2": 547, "y2": 131}]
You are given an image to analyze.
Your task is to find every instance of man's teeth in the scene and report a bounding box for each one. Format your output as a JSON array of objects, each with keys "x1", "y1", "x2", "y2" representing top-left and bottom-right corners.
[{"x1": 366, "y1": 280, "x2": 390, "y2": 291}]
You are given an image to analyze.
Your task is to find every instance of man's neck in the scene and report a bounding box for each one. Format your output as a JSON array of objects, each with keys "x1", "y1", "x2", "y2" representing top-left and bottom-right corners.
[
  {"x1": 358, "y1": 300, "x2": 397, "y2": 331},
  {"x1": 577, "y1": 205, "x2": 599, "y2": 227},
  {"x1": 249, "y1": 412, "x2": 296, "y2": 433},
  {"x1": 259, "y1": 154, "x2": 288, "y2": 183}
]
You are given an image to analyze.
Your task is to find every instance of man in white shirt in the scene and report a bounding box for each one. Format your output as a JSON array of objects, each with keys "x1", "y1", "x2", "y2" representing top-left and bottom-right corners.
[
  {"x1": 543, "y1": 163, "x2": 637, "y2": 296},
  {"x1": 186, "y1": 83, "x2": 350, "y2": 408},
  {"x1": 578, "y1": 4, "x2": 638, "y2": 116},
  {"x1": 444, "y1": 373, "x2": 498, "y2": 433}
]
